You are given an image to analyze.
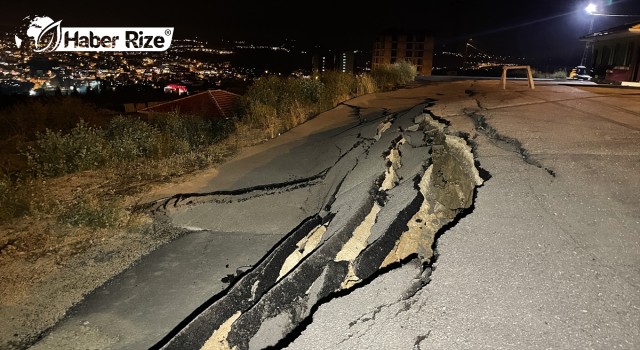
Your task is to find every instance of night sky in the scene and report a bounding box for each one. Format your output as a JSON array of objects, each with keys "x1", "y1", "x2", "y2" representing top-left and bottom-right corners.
[{"x1": 2, "y1": 0, "x2": 640, "y2": 65}]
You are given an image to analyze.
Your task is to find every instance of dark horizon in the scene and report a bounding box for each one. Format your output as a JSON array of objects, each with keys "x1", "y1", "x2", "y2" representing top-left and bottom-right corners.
[{"x1": 1, "y1": 0, "x2": 640, "y2": 66}]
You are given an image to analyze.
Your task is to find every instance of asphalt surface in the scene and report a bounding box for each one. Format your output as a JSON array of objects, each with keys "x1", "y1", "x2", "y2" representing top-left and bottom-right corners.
[
  {"x1": 30, "y1": 80, "x2": 640, "y2": 350},
  {"x1": 286, "y1": 81, "x2": 640, "y2": 349},
  {"x1": 154, "y1": 94, "x2": 482, "y2": 349}
]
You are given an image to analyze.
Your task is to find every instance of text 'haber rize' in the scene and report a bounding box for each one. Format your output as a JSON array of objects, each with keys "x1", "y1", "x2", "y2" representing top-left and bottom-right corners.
[{"x1": 63, "y1": 31, "x2": 166, "y2": 49}]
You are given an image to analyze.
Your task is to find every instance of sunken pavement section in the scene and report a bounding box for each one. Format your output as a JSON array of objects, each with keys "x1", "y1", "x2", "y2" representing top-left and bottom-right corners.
[{"x1": 152, "y1": 101, "x2": 483, "y2": 350}]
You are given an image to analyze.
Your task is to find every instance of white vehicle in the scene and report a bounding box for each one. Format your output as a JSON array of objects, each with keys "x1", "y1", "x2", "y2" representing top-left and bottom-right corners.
[{"x1": 569, "y1": 65, "x2": 591, "y2": 80}]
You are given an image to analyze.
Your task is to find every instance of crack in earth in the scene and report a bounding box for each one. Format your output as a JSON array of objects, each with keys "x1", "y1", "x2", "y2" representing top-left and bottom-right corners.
[
  {"x1": 152, "y1": 101, "x2": 484, "y2": 350},
  {"x1": 465, "y1": 108, "x2": 556, "y2": 177}
]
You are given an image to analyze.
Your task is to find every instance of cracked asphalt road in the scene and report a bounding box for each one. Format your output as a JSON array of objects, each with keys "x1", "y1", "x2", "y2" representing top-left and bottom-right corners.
[
  {"x1": 32, "y1": 80, "x2": 640, "y2": 350},
  {"x1": 286, "y1": 81, "x2": 640, "y2": 350},
  {"x1": 156, "y1": 93, "x2": 481, "y2": 350}
]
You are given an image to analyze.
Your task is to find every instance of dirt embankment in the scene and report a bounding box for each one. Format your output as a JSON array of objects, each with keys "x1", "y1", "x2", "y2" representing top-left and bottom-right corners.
[{"x1": 0, "y1": 166, "x2": 219, "y2": 350}]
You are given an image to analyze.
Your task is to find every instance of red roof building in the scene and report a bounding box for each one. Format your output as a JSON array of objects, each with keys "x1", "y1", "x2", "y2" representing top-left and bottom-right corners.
[{"x1": 140, "y1": 90, "x2": 241, "y2": 119}]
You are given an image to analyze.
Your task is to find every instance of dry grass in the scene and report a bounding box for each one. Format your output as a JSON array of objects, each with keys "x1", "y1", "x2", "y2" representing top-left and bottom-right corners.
[
  {"x1": 0, "y1": 132, "x2": 241, "y2": 349},
  {"x1": 531, "y1": 68, "x2": 568, "y2": 79}
]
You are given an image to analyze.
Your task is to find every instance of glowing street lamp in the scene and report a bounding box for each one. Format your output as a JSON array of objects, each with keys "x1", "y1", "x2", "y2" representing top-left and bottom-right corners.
[
  {"x1": 584, "y1": 3, "x2": 640, "y2": 17},
  {"x1": 580, "y1": 4, "x2": 597, "y2": 66},
  {"x1": 580, "y1": 2, "x2": 640, "y2": 69}
]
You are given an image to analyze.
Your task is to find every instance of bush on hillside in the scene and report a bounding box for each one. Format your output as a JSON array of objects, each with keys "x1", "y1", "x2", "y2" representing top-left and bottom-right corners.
[
  {"x1": 372, "y1": 61, "x2": 418, "y2": 91},
  {"x1": 356, "y1": 74, "x2": 377, "y2": 96},
  {"x1": 23, "y1": 114, "x2": 235, "y2": 178},
  {"x1": 319, "y1": 72, "x2": 357, "y2": 109},
  {"x1": 25, "y1": 120, "x2": 110, "y2": 177},
  {"x1": 105, "y1": 116, "x2": 159, "y2": 162},
  {"x1": 532, "y1": 68, "x2": 568, "y2": 79}
]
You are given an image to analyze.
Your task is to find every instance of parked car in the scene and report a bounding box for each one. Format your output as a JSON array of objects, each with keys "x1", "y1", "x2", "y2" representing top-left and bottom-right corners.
[{"x1": 568, "y1": 66, "x2": 591, "y2": 80}]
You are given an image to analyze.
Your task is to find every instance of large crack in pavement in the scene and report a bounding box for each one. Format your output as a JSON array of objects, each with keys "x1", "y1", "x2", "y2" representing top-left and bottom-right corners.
[
  {"x1": 151, "y1": 102, "x2": 484, "y2": 350},
  {"x1": 151, "y1": 139, "x2": 369, "y2": 211},
  {"x1": 463, "y1": 95, "x2": 556, "y2": 177}
]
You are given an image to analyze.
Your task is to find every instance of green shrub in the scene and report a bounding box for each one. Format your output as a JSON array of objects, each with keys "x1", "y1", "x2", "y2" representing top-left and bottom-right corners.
[
  {"x1": 356, "y1": 74, "x2": 377, "y2": 95},
  {"x1": 532, "y1": 68, "x2": 568, "y2": 79},
  {"x1": 319, "y1": 72, "x2": 357, "y2": 109},
  {"x1": 241, "y1": 75, "x2": 314, "y2": 137},
  {"x1": 210, "y1": 117, "x2": 236, "y2": 142},
  {"x1": 25, "y1": 120, "x2": 110, "y2": 177},
  {"x1": 396, "y1": 61, "x2": 418, "y2": 85},
  {"x1": 239, "y1": 71, "x2": 382, "y2": 141},
  {"x1": 106, "y1": 116, "x2": 159, "y2": 162},
  {"x1": 245, "y1": 101, "x2": 281, "y2": 138},
  {"x1": 372, "y1": 61, "x2": 417, "y2": 91},
  {"x1": 372, "y1": 64, "x2": 397, "y2": 91},
  {"x1": 299, "y1": 79, "x2": 323, "y2": 105},
  {"x1": 152, "y1": 114, "x2": 208, "y2": 154},
  {"x1": 244, "y1": 75, "x2": 283, "y2": 110}
]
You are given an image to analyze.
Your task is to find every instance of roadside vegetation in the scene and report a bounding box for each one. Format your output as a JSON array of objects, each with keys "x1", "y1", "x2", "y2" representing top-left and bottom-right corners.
[
  {"x1": 531, "y1": 68, "x2": 569, "y2": 79},
  {"x1": 0, "y1": 61, "x2": 417, "y2": 349},
  {"x1": 533, "y1": 68, "x2": 568, "y2": 79},
  {"x1": 0, "y1": 63, "x2": 416, "y2": 349},
  {"x1": 1, "y1": 62, "x2": 417, "y2": 225}
]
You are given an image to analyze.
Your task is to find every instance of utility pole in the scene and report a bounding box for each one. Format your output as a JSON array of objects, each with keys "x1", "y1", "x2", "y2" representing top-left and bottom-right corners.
[{"x1": 580, "y1": 15, "x2": 595, "y2": 67}]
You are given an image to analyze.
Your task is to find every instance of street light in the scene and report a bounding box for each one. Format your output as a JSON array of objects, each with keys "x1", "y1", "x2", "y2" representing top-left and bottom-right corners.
[
  {"x1": 579, "y1": 3, "x2": 640, "y2": 73},
  {"x1": 580, "y1": 4, "x2": 597, "y2": 66},
  {"x1": 584, "y1": 2, "x2": 640, "y2": 17}
]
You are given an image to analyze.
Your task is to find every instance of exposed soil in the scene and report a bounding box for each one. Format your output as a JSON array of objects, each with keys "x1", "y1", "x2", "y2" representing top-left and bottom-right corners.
[{"x1": 0, "y1": 167, "x2": 217, "y2": 350}]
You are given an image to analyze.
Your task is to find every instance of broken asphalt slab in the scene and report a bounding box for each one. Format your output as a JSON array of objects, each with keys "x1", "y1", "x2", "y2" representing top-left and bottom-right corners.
[{"x1": 154, "y1": 98, "x2": 482, "y2": 350}]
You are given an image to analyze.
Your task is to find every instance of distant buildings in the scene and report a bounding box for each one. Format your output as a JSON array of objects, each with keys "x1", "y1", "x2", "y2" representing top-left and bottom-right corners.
[
  {"x1": 581, "y1": 21, "x2": 640, "y2": 84},
  {"x1": 0, "y1": 35, "x2": 254, "y2": 96},
  {"x1": 312, "y1": 50, "x2": 355, "y2": 75},
  {"x1": 372, "y1": 34, "x2": 434, "y2": 76},
  {"x1": 164, "y1": 84, "x2": 189, "y2": 95}
]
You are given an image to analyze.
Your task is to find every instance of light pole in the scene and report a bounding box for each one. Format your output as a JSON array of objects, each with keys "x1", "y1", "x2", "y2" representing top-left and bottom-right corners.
[
  {"x1": 580, "y1": 3, "x2": 640, "y2": 67},
  {"x1": 580, "y1": 4, "x2": 597, "y2": 67}
]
